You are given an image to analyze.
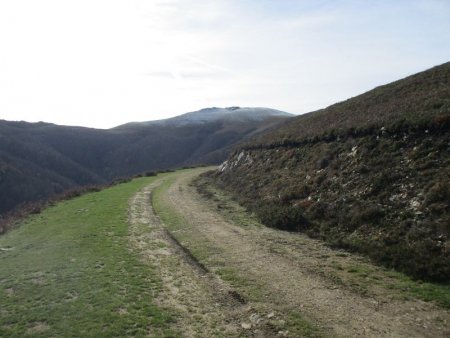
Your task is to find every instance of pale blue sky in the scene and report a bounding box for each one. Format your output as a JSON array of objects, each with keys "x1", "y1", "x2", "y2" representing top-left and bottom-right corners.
[{"x1": 0, "y1": 0, "x2": 449, "y2": 128}]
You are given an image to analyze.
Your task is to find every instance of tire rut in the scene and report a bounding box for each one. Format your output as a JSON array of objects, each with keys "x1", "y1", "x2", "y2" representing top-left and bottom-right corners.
[
  {"x1": 162, "y1": 170, "x2": 450, "y2": 338},
  {"x1": 128, "y1": 180, "x2": 258, "y2": 337}
]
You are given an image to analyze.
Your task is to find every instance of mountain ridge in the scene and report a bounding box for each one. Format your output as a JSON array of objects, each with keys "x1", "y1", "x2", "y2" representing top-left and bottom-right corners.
[
  {"x1": 0, "y1": 107, "x2": 292, "y2": 216},
  {"x1": 115, "y1": 106, "x2": 293, "y2": 129}
]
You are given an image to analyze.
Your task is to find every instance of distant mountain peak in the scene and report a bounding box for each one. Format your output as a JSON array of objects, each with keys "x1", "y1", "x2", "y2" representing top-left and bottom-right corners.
[
  {"x1": 161, "y1": 106, "x2": 293, "y2": 126},
  {"x1": 116, "y1": 106, "x2": 293, "y2": 129},
  {"x1": 198, "y1": 106, "x2": 240, "y2": 113}
]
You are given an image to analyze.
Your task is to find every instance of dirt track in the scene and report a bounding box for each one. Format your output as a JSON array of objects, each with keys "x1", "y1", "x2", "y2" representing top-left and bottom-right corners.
[
  {"x1": 129, "y1": 170, "x2": 450, "y2": 337},
  {"x1": 129, "y1": 180, "x2": 266, "y2": 337}
]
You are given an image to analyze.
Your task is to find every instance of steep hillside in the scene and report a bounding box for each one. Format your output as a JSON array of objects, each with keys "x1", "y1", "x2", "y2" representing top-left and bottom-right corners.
[
  {"x1": 0, "y1": 107, "x2": 291, "y2": 216},
  {"x1": 244, "y1": 62, "x2": 450, "y2": 146},
  {"x1": 0, "y1": 122, "x2": 111, "y2": 215},
  {"x1": 212, "y1": 63, "x2": 450, "y2": 281}
]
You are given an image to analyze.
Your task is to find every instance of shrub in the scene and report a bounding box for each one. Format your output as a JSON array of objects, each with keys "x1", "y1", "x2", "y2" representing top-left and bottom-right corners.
[
  {"x1": 349, "y1": 205, "x2": 385, "y2": 228},
  {"x1": 29, "y1": 205, "x2": 42, "y2": 215},
  {"x1": 425, "y1": 181, "x2": 450, "y2": 205},
  {"x1": 279, "y1": 185, "x2": 311, "y2": 204},
  {"x1": 112, "y1": 177, "x2": 132, "y2": 185},
  {"x1": 255, "y1": 202, "x2": 309, "y2": 232}
]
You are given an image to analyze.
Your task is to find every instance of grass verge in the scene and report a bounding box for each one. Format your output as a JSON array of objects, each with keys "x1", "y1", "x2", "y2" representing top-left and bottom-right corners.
[
  {"x1": 0, "y1": 176, "x2": 176, "y2": 337},
  {"x1": 194, "y1": 172, "x2": 450, "y2": 310},
  {"x1": 152, "y1": 175, "x2": 223, "y2": 271}
]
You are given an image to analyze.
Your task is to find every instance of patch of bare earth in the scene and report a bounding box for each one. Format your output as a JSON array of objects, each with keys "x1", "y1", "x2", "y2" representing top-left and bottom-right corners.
[
  {"x1": 128, "y1": 180, "x2": 263, "y2": 337},
  {"x1": 161, "y1": 169, "x2": 450, "y2": 338},
  {"x1": 27, "y1": 322, "x2": 50, "y2": 334}
]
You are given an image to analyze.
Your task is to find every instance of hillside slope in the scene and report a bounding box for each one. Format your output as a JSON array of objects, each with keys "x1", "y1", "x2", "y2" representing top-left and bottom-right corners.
[
  {"x1": 213, "y1": 63, "x2": 450, "y2": 281},
  {"x1": 245, "y1": 62, "x2": 449, "y2": 146},
  {"x1": 0, "y1": 107, "x2": 291, "y2": 216}
]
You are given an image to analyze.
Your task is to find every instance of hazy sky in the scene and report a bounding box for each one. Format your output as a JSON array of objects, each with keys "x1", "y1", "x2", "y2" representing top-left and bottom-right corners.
[{"x1": 0, "y1": 0, "x2": 449, "y2": 128}]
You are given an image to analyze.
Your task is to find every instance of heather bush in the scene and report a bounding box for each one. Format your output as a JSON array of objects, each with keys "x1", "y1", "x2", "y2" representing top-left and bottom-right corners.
[
  {"x1": 215, "y1": 120, "x2": 450, "y2": 281},
  {"x1": 255, "y1": 202, "x2": 309, "y2": 232}
]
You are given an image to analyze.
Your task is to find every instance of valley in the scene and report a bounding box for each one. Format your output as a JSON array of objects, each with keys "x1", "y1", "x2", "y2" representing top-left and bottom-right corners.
[{"x1": 0, "y1": 107, "x2": 291, "y2": 218}]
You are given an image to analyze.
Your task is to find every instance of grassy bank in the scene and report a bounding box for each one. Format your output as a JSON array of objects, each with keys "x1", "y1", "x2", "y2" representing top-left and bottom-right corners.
[{"x1": 0, "y1": 176, "x2": 176, "y2": 337}]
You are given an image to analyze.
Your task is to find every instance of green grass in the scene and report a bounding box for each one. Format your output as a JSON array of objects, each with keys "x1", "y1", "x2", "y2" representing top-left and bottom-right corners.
[
  {"x1": 384, "y1": 270, "x2": 450, "y2": 309},
  {"x1": 286, "y1": 312, "x2": 326, "y2": 338},
  {"x1": 337, "y1": 262, "x2": 450, "y2": 309},
  {"x1": 0, "y1": 176, "x2": 177, "y2": 337},
  {"x1": 152, "y1": 176, "x2": 186, "y2": 232}
]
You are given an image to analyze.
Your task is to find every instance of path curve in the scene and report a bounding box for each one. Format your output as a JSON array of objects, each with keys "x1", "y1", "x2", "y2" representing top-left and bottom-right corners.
[{"x1": 162, "y1": 170, "x2": 449, "y2": 338}]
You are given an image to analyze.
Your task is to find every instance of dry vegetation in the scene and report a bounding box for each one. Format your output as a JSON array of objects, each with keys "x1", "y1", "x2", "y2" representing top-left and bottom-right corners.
[
  {"x1": 213, "y1": 62, "x2": 450, "y2": 282},
  {"x1": 244, "y1": 62, "x2": 450, "y2": 147}
]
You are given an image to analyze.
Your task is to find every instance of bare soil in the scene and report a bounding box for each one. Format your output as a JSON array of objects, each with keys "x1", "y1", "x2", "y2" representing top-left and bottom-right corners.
[
  {"x1": 129, "y1": 170, "x2": 450, "y2": 337},
  {"x1": 129, "y1": 180, "x2": 272, "y2": 337}
]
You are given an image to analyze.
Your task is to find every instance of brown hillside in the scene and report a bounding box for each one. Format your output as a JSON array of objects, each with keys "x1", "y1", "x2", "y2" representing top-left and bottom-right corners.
[
  {"x1": 213, "y1": 62, "x2": 450, "y2": 281},
  {"x1": 246, "y1": 62, "x2": 449, "y2": 146}
]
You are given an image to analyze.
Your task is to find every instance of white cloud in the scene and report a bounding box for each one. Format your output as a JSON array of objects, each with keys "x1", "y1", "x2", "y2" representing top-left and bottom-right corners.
[{"x1": 0, "y1": 0, "x2": 449, "y2": 128}]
